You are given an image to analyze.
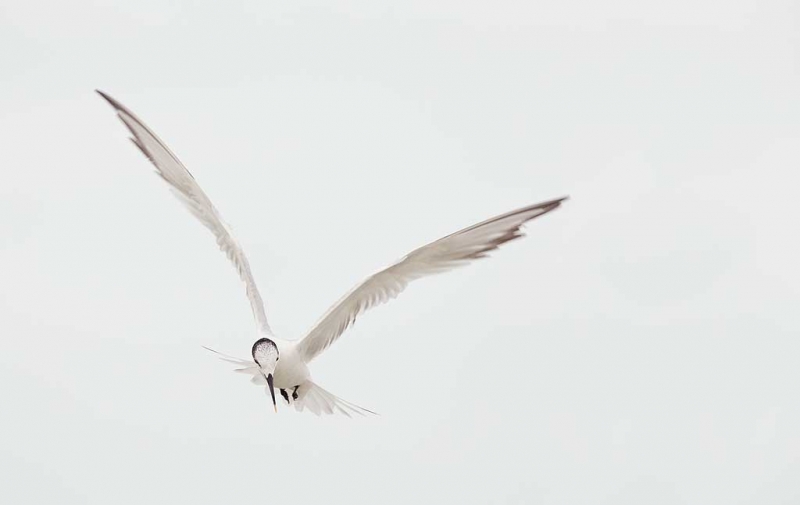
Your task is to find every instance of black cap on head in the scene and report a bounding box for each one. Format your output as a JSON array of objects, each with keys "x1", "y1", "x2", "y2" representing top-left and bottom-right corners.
[{"x1": 251, "y1": 337, "x2": 278, "y2": 365}]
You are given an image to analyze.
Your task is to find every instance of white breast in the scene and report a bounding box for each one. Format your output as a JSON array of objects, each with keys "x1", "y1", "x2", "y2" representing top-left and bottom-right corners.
[{"x1": 272, "y1": 340, "x2": 310, "y2": 389}]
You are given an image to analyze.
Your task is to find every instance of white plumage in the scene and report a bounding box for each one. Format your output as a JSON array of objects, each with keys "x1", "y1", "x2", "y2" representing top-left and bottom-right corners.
[{"x1": 98, "y1": 90, "x2": 567, "y2": 416}]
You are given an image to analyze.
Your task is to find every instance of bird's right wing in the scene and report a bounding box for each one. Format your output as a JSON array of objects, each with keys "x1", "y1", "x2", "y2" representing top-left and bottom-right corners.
[
  {"x1": 296, "y1": 197, "x2": 567, "y2": 362},
  {"x1": 97, "y1": 91, "x2": 273, "y2": 335}
]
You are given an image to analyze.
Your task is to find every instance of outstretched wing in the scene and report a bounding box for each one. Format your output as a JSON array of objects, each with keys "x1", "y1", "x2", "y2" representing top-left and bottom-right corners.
[
  {"x1": 97, "y1": 90, "x2": 273, "y2": 335},
  {"x1": 297, "y1": 197, "x2": 566, "y2": 362}
]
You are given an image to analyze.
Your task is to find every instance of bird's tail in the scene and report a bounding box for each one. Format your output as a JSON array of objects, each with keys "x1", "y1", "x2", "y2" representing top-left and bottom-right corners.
[
  {"x1": 292, "y1": 380, "x2": 377, "y2": 417},
  {"x1": 203, "y1": 347, "x2": 376, "y2": 417}
]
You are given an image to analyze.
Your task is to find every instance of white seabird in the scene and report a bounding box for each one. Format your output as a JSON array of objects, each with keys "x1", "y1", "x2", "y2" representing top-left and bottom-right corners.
[{"x1": 98, "y1": 90, "x2": 567, "y2": 416}]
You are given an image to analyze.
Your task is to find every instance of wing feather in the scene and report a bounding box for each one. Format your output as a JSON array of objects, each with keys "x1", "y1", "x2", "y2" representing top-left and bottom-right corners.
[
  {"x1": 98, "y1": 91, "x2": 273, "y2": 335},
  {"x1": 297, "y1": 197, "x2": 566, "y2": 361}
]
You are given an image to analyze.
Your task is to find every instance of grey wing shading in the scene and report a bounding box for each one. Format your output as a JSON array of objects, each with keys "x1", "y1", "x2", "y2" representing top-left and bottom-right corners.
[
  {"x1": 296, "y1": 197, "x2": 567, "y2": 362},
  {"x1": 97, "y1": 91, "x2": 273, "y2": 335}
]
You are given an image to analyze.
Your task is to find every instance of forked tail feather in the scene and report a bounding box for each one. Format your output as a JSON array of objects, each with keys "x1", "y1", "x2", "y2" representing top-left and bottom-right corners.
[
  {"x1": 292, "y1": 380, "x2": 377, "y2": 417},
  {"x1": 203, "y1": 347, "x2": 376, "y2": 417}
]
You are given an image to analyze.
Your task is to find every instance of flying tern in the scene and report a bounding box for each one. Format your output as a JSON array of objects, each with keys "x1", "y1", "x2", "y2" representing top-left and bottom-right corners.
[{"x1": 97, "y1": 90, "x2": 567, "y2": 416}]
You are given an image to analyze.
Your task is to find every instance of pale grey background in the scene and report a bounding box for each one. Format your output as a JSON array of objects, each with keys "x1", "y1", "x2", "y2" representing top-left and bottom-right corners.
[{"x1": 1, "y1": 1, "x2": 799, "y2": 503}]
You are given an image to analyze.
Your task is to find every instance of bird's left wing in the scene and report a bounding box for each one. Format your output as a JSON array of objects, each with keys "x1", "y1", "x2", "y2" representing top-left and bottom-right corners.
[
  {"x1": 296, "y1": 197, "x2": 566, "y2": 362},
  {"x1": 97, "y1": 91, "x2": 273, "y2": 335}
]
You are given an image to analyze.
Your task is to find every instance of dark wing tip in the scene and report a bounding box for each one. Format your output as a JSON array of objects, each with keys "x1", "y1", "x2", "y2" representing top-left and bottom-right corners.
[
  {"x1": 502, "y1": 195, "x2": 569, "y2": 227},
  {"x1": 530, "y1": 195, "x2": 569, "y2": 217},
  {"x1": 95, "y1": 89, "x2": 119, "y2": 108},
  {"x1": 540, "y1": 195, "x2": 569, "y2": 208},
  {"x1": 95, "y1": 90, "x2": 134, "y2": 119}
]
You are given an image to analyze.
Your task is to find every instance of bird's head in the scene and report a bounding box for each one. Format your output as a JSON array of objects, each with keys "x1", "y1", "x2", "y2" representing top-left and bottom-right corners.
[{"x1": 251, "y1": 337, "x2": 279, "y2": 413}]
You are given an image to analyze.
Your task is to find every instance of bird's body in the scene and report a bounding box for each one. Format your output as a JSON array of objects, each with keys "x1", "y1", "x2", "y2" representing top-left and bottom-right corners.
[
  {"x1": 98, "y1": 90, "x2": 567, "y2": 416},
  {"x1": 272, "y1": 339, "x2": 309, "y2": 389}
]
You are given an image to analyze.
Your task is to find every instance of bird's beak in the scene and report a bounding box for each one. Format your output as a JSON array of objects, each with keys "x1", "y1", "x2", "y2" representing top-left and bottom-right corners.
[{"x1": 266, "y1": 373, "x2": 277, "y2": 413}]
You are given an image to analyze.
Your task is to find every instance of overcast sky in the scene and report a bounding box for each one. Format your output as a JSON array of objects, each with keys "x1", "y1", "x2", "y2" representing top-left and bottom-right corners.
[{"x1": 1, "y1": 1, "x2": 799, "y2": 503}]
